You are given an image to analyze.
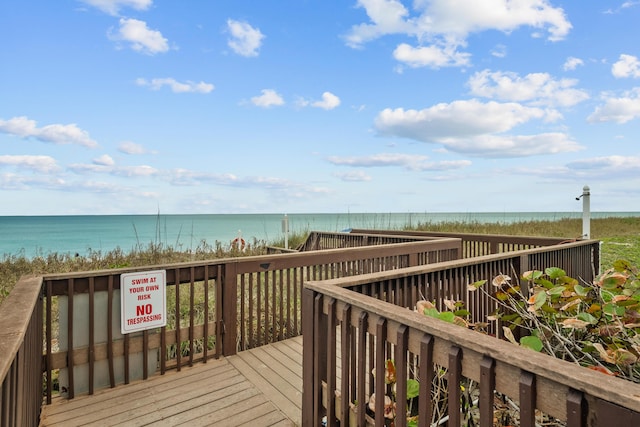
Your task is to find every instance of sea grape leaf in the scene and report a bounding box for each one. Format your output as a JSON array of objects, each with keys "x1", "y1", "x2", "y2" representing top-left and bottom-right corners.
[
  {"x1": 520, "y1": 336, "x2": 543, "y2": 352},
  {"x1": 423, "y1": 308, "x2": 440, "y2": 318},
  {"x1": 545, "y1": 267, "x2": 567, "y2": 280},
  {"x1": 407, "y1": 379, "x2": 420, "y2": 399},
  {"x1": 577, "y1": 312, "x2": 598, "y2": 324},
  {"x1": 438, "y1": 311, "x2": 455, "y2": 323},
  {"x1": 574, "y1": 284, "x2": 589, "y2": 297}
]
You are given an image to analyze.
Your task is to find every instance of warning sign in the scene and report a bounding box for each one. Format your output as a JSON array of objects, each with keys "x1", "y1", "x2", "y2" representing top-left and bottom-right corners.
[{"x1": 120, "y1": 270, "x2": 167, "y2": 334}]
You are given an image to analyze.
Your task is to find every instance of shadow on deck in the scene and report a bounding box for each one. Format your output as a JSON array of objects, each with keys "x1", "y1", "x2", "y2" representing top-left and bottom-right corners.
[{"x1": 39, "y1": 336, "x2": 303, "y2": 427}]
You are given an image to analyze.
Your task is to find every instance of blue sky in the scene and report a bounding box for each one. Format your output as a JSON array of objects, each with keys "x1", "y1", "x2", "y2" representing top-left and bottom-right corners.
[{"x1": 1, "y1": 0, "x2": 639, "y2": 215}]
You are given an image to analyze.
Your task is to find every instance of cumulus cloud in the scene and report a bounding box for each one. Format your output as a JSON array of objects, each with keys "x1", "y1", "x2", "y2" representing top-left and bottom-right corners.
[
  {"x1": 564, "y1": 155, "x2": 640, "y2": 179},
  {"x1": 311, "y1": 92, "x2": 341, "y2": 110},
  {"x1": 374, "y1": 100, "x2": 582, "y2": 157},
  {"x1": 392, "y1": 43, "x2": 470, "y2": 69},
  {"x1": 334, "y1": 170, "x2": 372, "y2": 182},
  {"x1": 612, "y1": 54, "x2": 640, "y2": 78},
  {"x1": 251, "y1": 89, "x2": 285, "y2": 108},
  {"x1": 587, "y1": 88, "x2": 640, "y2": 124},
  {"x1": 0, "y1": 155, "x2": 59, "y2": 173},
  {"x1": 327, "y1": 153, "x2": 471, "y2": 171},
  {"x1": 227, "y1": 19, "x2": 265, "y2": 57},
  {"x1": 118, "y1": 141, "x2": 149, "y2": 155},
  {"x1": 345, "y1": 0, "x2": 571, "y2": 68},
  {"x1": 135, "y1": 77, "x2": 214, "y2": 93},
  {"x1": 376, "y1": 100, "x2": 547, "y2": 139},
  {"x1": 0, "y1": 116, "x2": 98, "y2": 148},
  {"x1": 109, "y1": 18, "x2": 169, "y2": 55},
  {"x1": 442, "y1": 133, "x2": 582, "y2": 158},
  {"x1": 93, "y1": 154, "x2": 115, "y2": 166},
  {"x1": 79, "y1": 0, "x2": 152, "y2": 15},
  {"x1": 563, "y1": 56, "x2": 584, "y2": 71},
  {"x1": 467, "y1": 70, "x2": 589, "y2": 107}
]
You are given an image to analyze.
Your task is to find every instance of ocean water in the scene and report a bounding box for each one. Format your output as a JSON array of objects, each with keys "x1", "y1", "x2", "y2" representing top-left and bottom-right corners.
[{"x1": 0, "y1": 212, "x2": 637, "y2": 259}]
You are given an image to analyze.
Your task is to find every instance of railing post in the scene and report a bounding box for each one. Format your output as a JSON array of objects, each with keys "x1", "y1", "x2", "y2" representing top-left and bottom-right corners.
[
  {"x1": 221, "y1": 262, "x2": 238, "y2": 356},
  {"x1": 302, "y1": 287, "x2": 314, "y2": 426}
]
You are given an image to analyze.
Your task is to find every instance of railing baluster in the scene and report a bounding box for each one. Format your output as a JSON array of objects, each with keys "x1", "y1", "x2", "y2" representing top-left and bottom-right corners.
[
  {"x1": 326, "y1": 299, "x2": 337, "y2": 427},
  {"x1": 204, "y1": 265, "x2": 210, "y2": 360},
  {"x1": 174, "y1": 267, "x2": 181, "y2": 370},
  {"x1": 520, "y1": 371, "x2": 536, "y2": 427},
  {"x1": 566, "y1": 388, "x2": 584, "y2": 427},
  {"x1": 374, "y1": 318, "x2": 387, "y2": 427},
  {"x1": 189, "y1": 267, "x2": 194, "y2": 367},
  {"x1": 480, "y1": 355, "x2": 496, "y2": 427},
  {"x1": 418, "y1": 335, "x2": 433, "y2": 427},
  {"x1": 88, "y1": 277, "x2": 95, "y2": 393},
  {"x1": 395, "y1": 325, "x2": 408, "y2": 427},
  {"x1": 340, "y1": 305, "x2": 352, "y2": 425},
  {"x1": 448, "y1": 346, "x2": 462, "y2": 427},
  {"x1": 67, "y1": 278, "x2": 75, "y2": 399}
]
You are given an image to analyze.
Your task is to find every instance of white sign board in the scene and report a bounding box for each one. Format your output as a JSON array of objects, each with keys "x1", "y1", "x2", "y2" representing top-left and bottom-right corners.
[{"x1": 120, "y1": 270, "x2": 167, "y2": 334}]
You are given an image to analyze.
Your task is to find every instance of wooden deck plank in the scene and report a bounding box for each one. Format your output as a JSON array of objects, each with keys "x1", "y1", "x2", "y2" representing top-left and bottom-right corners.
[
  {"x1": 228, "y1": 350, "x2": 302, "y2": 426},
  {"x1": 41, "y1": 360, "x2": 235, "y2": 420},
  {"x1": 39, "y1": 337, "x2": 304, "y2": 427}
]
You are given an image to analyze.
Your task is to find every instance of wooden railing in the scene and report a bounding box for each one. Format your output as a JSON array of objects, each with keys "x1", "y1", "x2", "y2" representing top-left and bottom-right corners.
[
  {"x1": 0, "y1": 231, "x2": 607, "y2": 426},
  {"x1": 350, "y1": 228, "x2": 575, "y2": 258},
  {"x1": 301, "y1": 239, "x2": 640, "y2": 427},
  {"x1": 38, "y1": 237, "x2": 461, "y2": 404},
  {"x1": 0, "y1": 275, "x2": 43, "y2": 427},
  {"x1": 297, "y1": 231, "x2": 446, "y2": 252}
]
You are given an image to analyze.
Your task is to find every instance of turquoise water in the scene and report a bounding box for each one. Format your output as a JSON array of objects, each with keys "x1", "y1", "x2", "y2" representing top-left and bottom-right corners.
[{"x1": 0, "y1": 212, "x2": 637, "y2": 258}]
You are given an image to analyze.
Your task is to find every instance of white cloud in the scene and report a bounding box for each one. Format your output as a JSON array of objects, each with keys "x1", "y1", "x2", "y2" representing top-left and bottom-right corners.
[
  {"x1": 118, "y1": 141, "x2": 148, "y2": 155},
  {"x1": 69, "y1": 161, "x2": 158, "y2": 177},
  {"x1": 467, "y1": 70, "x2": 589, "y2": 107},
  {"x1": 93, "y1": 154, "x2": 115, "y2": 166},
  {"x1": 334, "y1": 170, "x2": 372, "y2": 182},
  {"x1": 565, "y1": 155, "x2": 640, "y2": 179},
  {"x1": 79, "y1": 0, "x2": 152, "y2": 15},
  {"x1": 227, "y1": 19, "x2": 265, "y2": 57},
  {"x1": 375, "y1": 100, "x2": 546, "y2": 139},
  {"x1": 374, "y1": 100, "x2": 582, "y2": 157},
  {"x1": 109, "y1": 18, "x2": 169, "y2": 55},
  {"x1": 312, "y1": 92, "x2": 341, "y2": 110},
  {"x1": 392, "y1": 43, "x2": 470, "y2": 68},
  {"x1": 135, "y1": 77, "x2": 214, "y2": 93},
  {"x1": 443, "y1": 133, "x2": 582, "y2": 158},
  {"x1": 0, "y1": 116, "x2": 98, "y2": 148},
  {"x1": 587, "y1": 88, "x2": 640, "y2": 124},
  {"x1": 563, "y1": 56, "x2": 584, "y2": 71},
  {"x1": 251, "y1": 89, "x2": 285, "y2": 108},
  {"x1": 612, "y1": 54, "x2": 640, "y2": 78},
  {"x1": 345, "y1": 0, "x2": 571, "y2": 68},
  {"x1": 0, "y1": 155, "x2": 59, "y2": 173},
  {"x1": 491, "y1": 44, "x2": 507, "y2": 58},
  {"x1": 327, "y1": 153, "x2": 472, "y2": 171}
]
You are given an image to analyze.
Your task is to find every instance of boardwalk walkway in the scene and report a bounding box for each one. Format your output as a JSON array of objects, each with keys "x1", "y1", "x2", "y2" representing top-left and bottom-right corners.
[{"x1": 39, "y1": 336, "x2": 303, "y2": 427}]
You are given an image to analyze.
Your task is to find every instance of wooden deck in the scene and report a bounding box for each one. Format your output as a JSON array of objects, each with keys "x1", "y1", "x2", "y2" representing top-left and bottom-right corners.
[{"x1": 39, "y1": 336, "x2": 303, "y2": 427}]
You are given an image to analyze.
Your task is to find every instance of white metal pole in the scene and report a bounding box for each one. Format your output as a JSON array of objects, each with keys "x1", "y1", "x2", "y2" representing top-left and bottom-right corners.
[{"x1": 582, "y1": 185, "x2": 590, "y2": 239}]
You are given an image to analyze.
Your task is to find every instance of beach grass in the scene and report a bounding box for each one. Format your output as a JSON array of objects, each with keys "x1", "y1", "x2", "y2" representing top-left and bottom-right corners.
[{"x1": 1, "y1": 216, "x2": 638, "y2": 305}]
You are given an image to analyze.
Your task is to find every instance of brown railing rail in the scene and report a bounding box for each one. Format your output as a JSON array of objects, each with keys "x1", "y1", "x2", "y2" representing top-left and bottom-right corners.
[
  {"x1": 301, "y1": 239, "x2": 623, "y2": 426},
  {"x1": 0, "y1": 276, "x2": 43, "y2": 427},
  {"x1": 298, "y1": 231, "x2": 445, "y2": 252},
  {"x1": 40, "y1": 237, "x2": 461, "y2": 404},
  {"x1": 350, "y1": 228, "x2": 574, "y2": 258}
]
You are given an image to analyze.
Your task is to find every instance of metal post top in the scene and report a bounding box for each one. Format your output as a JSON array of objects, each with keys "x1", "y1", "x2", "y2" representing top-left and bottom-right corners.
[{"x1": 583, "y1": 185, "x2": 590, "y2": 193}]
